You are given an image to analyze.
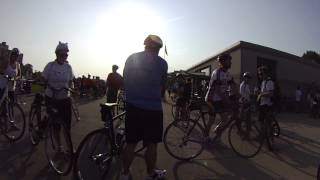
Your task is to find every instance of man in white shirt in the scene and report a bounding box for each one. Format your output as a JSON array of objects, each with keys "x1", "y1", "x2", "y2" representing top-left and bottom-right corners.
[
  {"x1": 42, "y1": 42, "x2": 74, "y2": 132},
  {"x1": 239, "y1": 72, "x2": 251, "y2": 104},
  {"x1": 239, "y1": 72, "x2": 252, "y2": 135},
  {"x1": 257, "y1": 66, "x2": 274, "y2": 128},
  {"x1": 205, "y1": 53, "x2": 235, "y2": 141}
]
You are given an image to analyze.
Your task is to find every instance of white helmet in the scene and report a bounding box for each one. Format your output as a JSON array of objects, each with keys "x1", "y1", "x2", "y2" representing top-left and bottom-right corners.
[
  {"x1": 55, "y1": 41, "x2": 69, "y2": 53},
  {"x1": 243, "y1": 72, "x2": 251, "y2": 78}
]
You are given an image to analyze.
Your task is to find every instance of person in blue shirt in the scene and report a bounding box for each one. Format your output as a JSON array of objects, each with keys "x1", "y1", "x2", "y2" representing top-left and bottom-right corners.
[{"x1": 121, "y1": 35, "x2": 168, "y2": 180}]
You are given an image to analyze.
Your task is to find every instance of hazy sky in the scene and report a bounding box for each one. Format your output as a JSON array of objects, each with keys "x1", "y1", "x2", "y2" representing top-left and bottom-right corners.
[{"x1": 1, "y1": 0, "x2": 320, "y2": 78}]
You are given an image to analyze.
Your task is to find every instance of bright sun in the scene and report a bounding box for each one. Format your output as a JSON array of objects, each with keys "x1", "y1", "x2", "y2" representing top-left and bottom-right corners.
[{"x1": 92, "y1": 3, "x2": 165, "y2": 65}]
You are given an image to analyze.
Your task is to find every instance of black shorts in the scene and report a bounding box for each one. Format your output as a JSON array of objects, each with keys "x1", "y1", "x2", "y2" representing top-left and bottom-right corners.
[
  {"x1": 212, "y1": 101, "x2": 226, "y2": 113},
  {"x1": 125, "y1": 104, "x2": 163, "y2": 144}
]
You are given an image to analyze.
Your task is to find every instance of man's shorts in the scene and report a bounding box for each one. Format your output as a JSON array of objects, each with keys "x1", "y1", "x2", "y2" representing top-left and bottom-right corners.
[
  {"x1": 212, "y1": 101, "x2": 226, "y2": 113},
  {"x1": 125, "y1": 104, "x2": 163, "y2": 144}
]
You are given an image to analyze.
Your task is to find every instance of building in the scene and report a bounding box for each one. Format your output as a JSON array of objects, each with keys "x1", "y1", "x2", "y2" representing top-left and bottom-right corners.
[{"x1": 186, "y1": 41, "x2": 320, "y2": 96}]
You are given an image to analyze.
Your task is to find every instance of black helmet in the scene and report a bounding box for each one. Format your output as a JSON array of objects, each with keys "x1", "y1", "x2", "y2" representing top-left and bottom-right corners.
[
  {"x1": 11, "y1": 48, "x2": 20, "y2": 56},
  {"x1": 144, "y1": 35, "x2": 163, "y2": 48},
  {"x1": 217, "y1": 53, "x2": 232, "y2": 62},
  {"x1": 258, "y1": 65, "x2": 268, "y2": 73},
  {"x1": 112, "y1": 65, "x2": 119, "y2": 70}
]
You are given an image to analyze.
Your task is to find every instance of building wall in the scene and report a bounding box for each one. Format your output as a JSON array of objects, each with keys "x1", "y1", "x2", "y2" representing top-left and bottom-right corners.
[
  {"x1": 241, "y1": 48, "x2": 320, "y2": 96},
  {"x1": 187, "y1": 49, "x2": 242, "y2": 83}
]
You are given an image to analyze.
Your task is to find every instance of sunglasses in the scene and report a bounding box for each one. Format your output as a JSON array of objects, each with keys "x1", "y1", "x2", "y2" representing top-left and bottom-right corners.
[{"x1": 59, "y1": 53, "x2": 68, "y2": 58}]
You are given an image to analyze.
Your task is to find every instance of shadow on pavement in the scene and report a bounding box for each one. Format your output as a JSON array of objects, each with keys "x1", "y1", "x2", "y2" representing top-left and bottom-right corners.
[
  {"x1": 0, "y1": 137, "x2": 37, "y2": 180},
  {"x1": 266, "y1": 129, "x2": 320, "y2": 179}
]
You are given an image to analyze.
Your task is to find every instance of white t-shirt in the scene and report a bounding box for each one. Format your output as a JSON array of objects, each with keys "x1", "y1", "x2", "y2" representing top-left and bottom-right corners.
[
  {"x1": 5, "y1": 62, "x2": 19, "y2": 91},
  {"x1": 206, "y1": 68, "x2": 233, "y2": 102},
  {"x1": 240, "y1": 81, "x2": 251, "y2": 102},
  {"x1": 260, "y1": 79, "x2": 274, "y2": 106},
  {"x1": 295, "y1": 89, "x2": 302, "y2": 102},
  {"x1": 42, "y1": 61, "x2": 74, "y2": 99},
  {"x1": 0, "y1": 62, "x2": 19, "y2": 90}
]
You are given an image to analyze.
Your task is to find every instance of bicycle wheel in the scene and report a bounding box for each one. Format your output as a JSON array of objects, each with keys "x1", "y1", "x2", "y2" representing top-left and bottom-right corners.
[
  {"x1": 271, "y1": 118, "x2": 280, "y2": 137},
  {"x1": 73, "y1": 129, "x2": 113, "y2": 180},
  {"x1": 163, "y1": 119, "x2": 205, "y2": 161},
  {"x1": 44, "y1": 119, "x2": 73, "y2": 175},
  {"x1": 317, "y1": 164, "x2": 320, "y2": 180},
  {"x1": 29, "y1": 106, "x2": 42, "y2": 145},
  {"x1": 72, "y1": 102, "x2": 80, "y2": 121},
  {"x1": 228, "y1": 120, "x2": 264, "y2": 158},
  {"x1": 4, "y1": 103, "x2": 26, "y2": 141}
]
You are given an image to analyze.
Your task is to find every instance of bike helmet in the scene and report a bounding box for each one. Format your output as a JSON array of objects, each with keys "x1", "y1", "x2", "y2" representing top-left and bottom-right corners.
[
  {"x1": 55, "y1": 41, "x2": 69, "y2": 53},
  {"x1": 144, "y1": 35, "x2": 163, "y2": 48},
  {"x1": 217, "y1": 53, "x2": 232, "y2": 62},
  {"x1": 243, "y1": 72, "x2": 251, "y2": 78},
  {"x1": 11, "y1": 48, "x2": 20, "y2": 56},
  {"x1": 112, "y1": 65, "x2": 119, "y2": 70}
]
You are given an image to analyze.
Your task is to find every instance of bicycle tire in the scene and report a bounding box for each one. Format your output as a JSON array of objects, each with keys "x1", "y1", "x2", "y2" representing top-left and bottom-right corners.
[
  {"x1": 317, "y1": 163, "x2": 320, "y2": 180},
  {"x1": 4, "y1": 103, "x2": 26, "y2": 141},
  {"x1": 163, "y1": 119, "x2": 205, "y2": 161},
  {"x1": 44, "y1": 118, "x2": 73, "y2": 176},
  {"x1": 29, "y1": 106, "x2": 41, "y2": 145},
  {"x1": 73, "y1": 128, "x2": 113, "y2": 180},
  {"x1": 228, "y1": 121, "x2": 264, "y2": 158}
]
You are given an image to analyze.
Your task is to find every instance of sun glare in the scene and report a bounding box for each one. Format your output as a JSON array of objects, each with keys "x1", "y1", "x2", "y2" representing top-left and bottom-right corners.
[{"x1": 92, "y1": 3, "x2": 165, "y2": 65}]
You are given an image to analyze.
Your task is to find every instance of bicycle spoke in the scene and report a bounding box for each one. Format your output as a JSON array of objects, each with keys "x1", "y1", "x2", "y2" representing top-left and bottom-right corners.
[
  {"x1": 164, "y1": 120, "x2": 205, "y2": 160},
  {"x1": 74, "y1": 129, "x2": 113, "y2": 180},
  {"x1": 228, "y1": 120, "x2": 263, "y2": 158}
]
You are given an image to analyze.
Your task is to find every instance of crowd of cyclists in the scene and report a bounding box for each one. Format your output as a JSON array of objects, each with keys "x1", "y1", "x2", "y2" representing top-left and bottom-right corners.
[{"x1": 0, "y1": 34, "x2": 319, "y2": 180}]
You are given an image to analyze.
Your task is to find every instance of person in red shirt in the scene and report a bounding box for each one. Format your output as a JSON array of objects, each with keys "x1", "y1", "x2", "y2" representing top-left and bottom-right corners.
[{"x1": 106, "y1": 65, "x2": 123, "y2": 103}]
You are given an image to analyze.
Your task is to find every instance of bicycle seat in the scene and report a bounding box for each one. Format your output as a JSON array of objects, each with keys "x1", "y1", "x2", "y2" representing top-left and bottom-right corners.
[{"x1": 100, "y1": 103, "x2": 118, "y2": 109}]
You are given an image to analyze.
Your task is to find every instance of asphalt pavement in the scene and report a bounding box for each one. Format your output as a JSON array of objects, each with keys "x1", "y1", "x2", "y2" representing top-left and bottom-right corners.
[{"x1": 0, "y1": 96, "x2": 319, "y2": 180}]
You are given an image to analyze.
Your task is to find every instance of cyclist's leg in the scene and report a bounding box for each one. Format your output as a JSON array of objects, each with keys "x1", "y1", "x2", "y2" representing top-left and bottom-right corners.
[
  {"x1": 8, "y1": 91, "x2": 15, "y2": 104},
  {"x1": 59, "y1": 97, "x2": 72, "y2": 131},
  {"x1": 215, "y1": 112, "x2": 229, "y2": 136},
  {"x1": 142, "y1": 108, "x2": 165, "y2": 178},
  {"x1": 122, "y1": 143, "x2": 138, "y2": 175},
  {"x1": 122, "y1": 104, "x2": 142, "y2": 175},
  {"x1": 205, "y1": 101, "x2": 224, "y2": 134}
]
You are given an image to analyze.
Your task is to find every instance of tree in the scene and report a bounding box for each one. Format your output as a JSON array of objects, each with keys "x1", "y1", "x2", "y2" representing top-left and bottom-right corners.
[{"x1": 302, "y1": 50, "x2": 320, "y2": 64}]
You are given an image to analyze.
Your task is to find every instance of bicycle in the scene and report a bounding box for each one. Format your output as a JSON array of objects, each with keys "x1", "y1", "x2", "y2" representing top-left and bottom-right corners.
[
  {"x1": 73, "y1": 103, "x2": 145, "y2": 180},
  {"x1": 116, "y1": 89, "x2": 125, "y2": 114},
  {"x1": 28, "y1": 85, "x2": 74, "y2": 175},
  {"x1": 228, "y1": 104, "x2": 280, "y2": 158},
  {"x1": 163, "y1": 100, "x2": 237, "y2": 161},
  {"x1": 0, "y1": 75, "x2": 26, "y2": 142},
  {"x1": 71, "y1": 93, "x2": 80, "y2": 121}
]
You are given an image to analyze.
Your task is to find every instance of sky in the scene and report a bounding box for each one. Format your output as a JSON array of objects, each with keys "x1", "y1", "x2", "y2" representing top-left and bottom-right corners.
[{"x1": 1, "y1": 0, "x2": 320, "y2": 78}]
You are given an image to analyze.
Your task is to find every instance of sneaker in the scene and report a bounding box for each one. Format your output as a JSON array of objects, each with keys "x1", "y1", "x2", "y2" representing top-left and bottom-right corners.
[
  {"x1": 119, "y1": 173, "x2": 132, "y2": 180},
  {"x1": 145, "y1": 169, "x2": 166, "y2": 180}
]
